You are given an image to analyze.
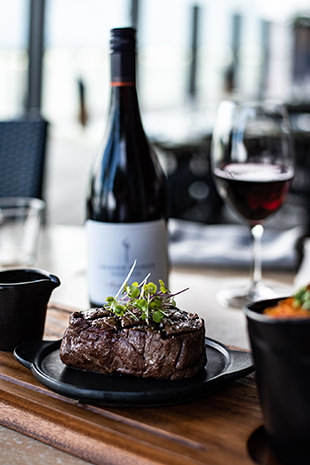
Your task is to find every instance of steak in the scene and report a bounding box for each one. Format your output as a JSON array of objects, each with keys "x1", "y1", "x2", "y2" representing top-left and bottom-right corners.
[{"x1": 59, "y1": 307, "x2": 206, "y2": 380}]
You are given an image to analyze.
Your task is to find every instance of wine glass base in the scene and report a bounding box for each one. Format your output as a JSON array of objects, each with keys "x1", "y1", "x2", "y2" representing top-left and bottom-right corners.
[{"x1": 217, "y1": 280, "x2": 292, "y2": 309}]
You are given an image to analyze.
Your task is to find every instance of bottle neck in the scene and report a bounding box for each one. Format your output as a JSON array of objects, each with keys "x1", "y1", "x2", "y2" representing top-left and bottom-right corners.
[
  {"x1": 109, "y1": 50, "x2": 141, "y2": 122},
  {"x1": 110, "y1": 50, "x2": 136, "y2": 87}
]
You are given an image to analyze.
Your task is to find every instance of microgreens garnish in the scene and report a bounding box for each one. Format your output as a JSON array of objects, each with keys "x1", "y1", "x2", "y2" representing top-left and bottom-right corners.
[
  {"x1": 103, "y1": 260, "x2": 188, "y2": 325},
  {"x1": 294, "y1": 284, "x2": 310, "y2": 311}
]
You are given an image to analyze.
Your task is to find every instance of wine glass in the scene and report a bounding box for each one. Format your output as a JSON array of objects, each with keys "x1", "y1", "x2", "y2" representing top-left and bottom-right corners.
[{"x1": 211, "y1": 100, "x2": 294, "y2": 308}]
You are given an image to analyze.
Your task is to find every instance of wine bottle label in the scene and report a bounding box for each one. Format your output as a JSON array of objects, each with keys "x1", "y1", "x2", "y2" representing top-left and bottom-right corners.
[{"x1": 86, "y1": 219, "x2": 169, "y2": 305}]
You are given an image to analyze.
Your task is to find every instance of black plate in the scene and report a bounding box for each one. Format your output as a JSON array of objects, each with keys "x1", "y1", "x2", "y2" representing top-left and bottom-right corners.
[{"x1": 14, "y1": 338, "x2": 254, "y2": 407}]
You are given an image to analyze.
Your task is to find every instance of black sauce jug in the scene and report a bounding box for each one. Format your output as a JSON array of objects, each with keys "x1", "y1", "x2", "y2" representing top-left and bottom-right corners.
[{"x1": 0, "y1": 269, "x2": 60, "y2": 351}]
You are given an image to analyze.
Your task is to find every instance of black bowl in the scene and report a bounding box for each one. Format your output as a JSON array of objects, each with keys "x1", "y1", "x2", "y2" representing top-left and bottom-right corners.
[{"x1": 245, "y1": 297, "x2": 310, "y2": 465}]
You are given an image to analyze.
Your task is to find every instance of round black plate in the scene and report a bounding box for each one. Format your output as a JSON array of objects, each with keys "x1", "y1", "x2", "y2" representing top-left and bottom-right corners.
[{"x1": 14, "y1": 338, "x2": 253, "y2": 407}]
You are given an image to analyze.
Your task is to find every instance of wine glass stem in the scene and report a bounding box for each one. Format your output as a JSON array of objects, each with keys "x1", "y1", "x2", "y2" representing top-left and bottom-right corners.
[{"x1": 250, "y1": 224, "x2": 264, "y2": 292}]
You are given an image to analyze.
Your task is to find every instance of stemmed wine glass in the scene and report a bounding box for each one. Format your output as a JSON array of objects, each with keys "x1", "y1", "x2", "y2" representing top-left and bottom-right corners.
[{"x1": 211, "y1": 100, "x2": 294, "y2": 308}]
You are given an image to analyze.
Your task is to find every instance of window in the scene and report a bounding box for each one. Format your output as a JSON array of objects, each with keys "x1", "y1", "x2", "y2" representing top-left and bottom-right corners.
[{"x1": 0, "y1": 0, "x2": 29, "y2": 118}]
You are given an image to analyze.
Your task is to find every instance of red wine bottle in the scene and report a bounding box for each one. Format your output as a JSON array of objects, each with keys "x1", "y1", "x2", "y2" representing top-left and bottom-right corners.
[{"x1": 86, "y1": 27, "x2": 169, "y2": 306}]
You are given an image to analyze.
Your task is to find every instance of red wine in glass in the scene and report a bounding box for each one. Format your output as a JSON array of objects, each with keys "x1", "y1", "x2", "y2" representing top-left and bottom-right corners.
[{"x1": 214, "y1": 163, "x2": 294, "y2": 224}]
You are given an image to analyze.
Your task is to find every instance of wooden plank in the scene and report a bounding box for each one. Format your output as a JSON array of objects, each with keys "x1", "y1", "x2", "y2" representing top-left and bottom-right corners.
[{"x1": 0, "y1": 305, "x2": 262, "y2": 465}]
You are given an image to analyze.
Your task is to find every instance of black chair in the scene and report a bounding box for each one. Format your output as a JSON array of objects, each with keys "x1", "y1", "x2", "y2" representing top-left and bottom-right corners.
[{"x1": 0, "y1": 116, "x2": 48, "y2": 199}]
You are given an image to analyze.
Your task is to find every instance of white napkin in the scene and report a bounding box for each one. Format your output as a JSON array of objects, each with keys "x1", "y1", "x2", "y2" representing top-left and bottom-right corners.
[
  {"x1": 294, "y1": 238, "x2": 310, "y2": 288},
  {"x1": 169, "y1": 219, "x2": 301, "y2": 270}
]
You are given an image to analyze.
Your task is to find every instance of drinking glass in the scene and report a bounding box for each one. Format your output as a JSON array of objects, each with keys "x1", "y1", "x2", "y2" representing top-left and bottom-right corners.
[
  {"x1": 0, "y1": 197, "x2": 45, "y2": 267},
  {"x1": 211, "y1": 101, "x2": 294, "y2": 308}
]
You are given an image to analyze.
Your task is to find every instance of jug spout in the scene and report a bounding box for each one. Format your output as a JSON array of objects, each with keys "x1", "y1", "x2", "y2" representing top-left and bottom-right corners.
[
  {"x1": 24, "y1": 269, "x2": 61, "y2": 301},
  {"x1": 48, "y1": 273, "x2": 61, "y2": 290}
]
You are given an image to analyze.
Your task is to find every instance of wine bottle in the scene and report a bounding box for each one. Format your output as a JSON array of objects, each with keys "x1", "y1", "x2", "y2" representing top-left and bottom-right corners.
[{"x1": 86, "y1": 27, "x2": 169, "y2": 306}]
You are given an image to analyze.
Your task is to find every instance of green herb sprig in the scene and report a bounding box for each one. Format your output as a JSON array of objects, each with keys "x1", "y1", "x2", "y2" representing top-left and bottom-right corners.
[
  {"x1": 294, "y1": 284, "x2": 310, "y2": 311},
  {"x1": 104, "y1": 260, "x2": 188, "y2": 325}
]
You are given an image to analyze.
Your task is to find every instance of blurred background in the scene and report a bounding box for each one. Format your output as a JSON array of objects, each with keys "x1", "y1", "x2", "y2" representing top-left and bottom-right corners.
[{"x1": 0, "y1": 0, "x2": 309, "y2": 231}]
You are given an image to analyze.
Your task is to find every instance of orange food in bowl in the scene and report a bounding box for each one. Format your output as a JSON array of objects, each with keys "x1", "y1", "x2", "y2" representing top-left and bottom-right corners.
[{"x1": 264, "y1": 296, "x2": 310, "y2": 318}]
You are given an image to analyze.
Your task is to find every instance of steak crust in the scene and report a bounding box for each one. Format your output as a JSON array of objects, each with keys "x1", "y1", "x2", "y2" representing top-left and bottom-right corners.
[{"x1": 59, "y1": 307, "x2": 206, "y2": 380}]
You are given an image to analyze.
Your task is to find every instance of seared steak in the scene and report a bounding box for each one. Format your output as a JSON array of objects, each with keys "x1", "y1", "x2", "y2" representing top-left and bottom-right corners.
[{"x1": 59, "y1": 307, "x2": 206, "y2": 380}]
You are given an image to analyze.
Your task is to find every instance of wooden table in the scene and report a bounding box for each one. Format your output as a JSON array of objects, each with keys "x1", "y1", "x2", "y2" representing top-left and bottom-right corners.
[{"x1": 0, "y1": 225, "x2": 295, "y2": 465}]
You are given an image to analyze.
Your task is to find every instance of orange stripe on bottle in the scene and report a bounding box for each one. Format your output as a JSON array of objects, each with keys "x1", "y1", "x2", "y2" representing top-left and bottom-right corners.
[{"x1": 111, "y1": 81, "x2": 135, "y2": 87}]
